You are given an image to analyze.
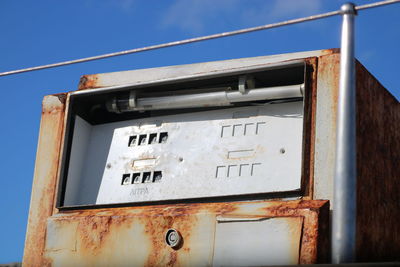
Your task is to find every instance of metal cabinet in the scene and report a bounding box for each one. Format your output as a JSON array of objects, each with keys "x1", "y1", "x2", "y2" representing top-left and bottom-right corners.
[{"x1": 23, "y1": 49, "x2": 400, "y2": 266}]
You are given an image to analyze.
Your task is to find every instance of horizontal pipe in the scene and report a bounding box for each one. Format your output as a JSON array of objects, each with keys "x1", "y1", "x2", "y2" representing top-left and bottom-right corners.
[{"x1": 107, "y1": 84, "x2": 303, "y2": 112}]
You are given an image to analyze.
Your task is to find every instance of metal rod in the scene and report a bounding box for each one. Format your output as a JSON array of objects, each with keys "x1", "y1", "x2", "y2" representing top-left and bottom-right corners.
[
  {"x1": 1, "y1": 0, "x2": 399, "y2": 77},
  {"x1": 332, "y1": 2, "x2": 357, "y2": 264}
]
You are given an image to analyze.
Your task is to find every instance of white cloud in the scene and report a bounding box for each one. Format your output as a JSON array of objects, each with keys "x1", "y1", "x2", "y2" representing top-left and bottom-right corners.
[
  {"x1": 241, "y1": 0, "x2": 323, "y2": 26},
  {"x1": 161, "y1": 0, "x2": 241, "y2": 34},
  {"x1": 161, "y1": 0, "x2": 324, "y2": 34}
]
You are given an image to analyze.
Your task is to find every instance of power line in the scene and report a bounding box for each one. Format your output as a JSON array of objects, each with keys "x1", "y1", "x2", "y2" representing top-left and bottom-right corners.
[
  {"x1": 355, "y1": 0, "x2": 400, "y2": 10},
  {"x1": 1, "y1": 0, "x2": 399, "y2": 77}
]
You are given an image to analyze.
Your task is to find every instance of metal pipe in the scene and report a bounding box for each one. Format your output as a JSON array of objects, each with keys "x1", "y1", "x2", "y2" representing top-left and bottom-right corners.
[
  {"x1": 332, "y1": 2, "x2": 357, "y2": 264},
  {"x1": 106, "y1": 84, "x2": 303, "y2": 112}
]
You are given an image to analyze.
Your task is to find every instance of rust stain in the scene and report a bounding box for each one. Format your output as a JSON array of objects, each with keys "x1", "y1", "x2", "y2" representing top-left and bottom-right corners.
[
  {"x1": 27, "y1": 189, "x2": 329, "y2": 266},
  {"x1": 318, "y1": 53, "x2": 340, "y2": 115},
  {"x1": 25, "y1": 52, "x2": 342, "y2": 266},
  {"x1": 59, "y1": 200, "x2": 237, "y2": 218},
  {"x1": 78, "y1": 216, "x2": 112, "y2": 254},
  {"x1": 23, "y1": 95, "x2": 66, "y2": 267},
  {"x1": 257, "y1": 200, "x2": 329, "y2": 264},
  {"x1": 301, "y1": 58, "x2": 318, "y2": 199},
  {"x1": 41, "y1": 95, "x2": 66, "y2": 115},
  {"x1": 321, "y1": 48, "x2": 340, "y2": 55},
  {"x1": 299, "y1": 212, "x2": 319, "y2": 264},
  {"x1": 54, "y1": 203, "x2": 207, "y2": 266},
  {"x1": 53, "y1": 93, "x2": 67, "y2": 104},
  {"x1": 41, "y1": 257, "x2": 53, "y2": 267},
  {"x1": 25, "y1": 94, "x2": 329, "y2": 266},
  {"x1": 166, "y1": 251, "x2": 177, "y2": 267},
  {"x1": 78, "y1": 74, "x2": 101, "y2": 90},
  {"x1": 354, "y1": 61, "x2": 400, "y2": 262},
  {"x1": 142, "y1": 215, "x2": 173, "y2": 267},
  {"x1": 139, "y1": 206, "x2": 205, "y2": 266},
  {"x1": 49, "y1": 200, "x2": 327, "y2": 265}
]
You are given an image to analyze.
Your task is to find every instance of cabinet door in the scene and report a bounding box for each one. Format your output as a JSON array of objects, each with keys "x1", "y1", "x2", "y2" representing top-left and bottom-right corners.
[{"x1": 213, "y1": 216, "x2": 303, "y2": 266}]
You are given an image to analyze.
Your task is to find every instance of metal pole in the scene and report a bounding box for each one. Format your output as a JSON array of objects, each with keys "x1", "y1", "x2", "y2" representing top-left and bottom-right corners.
[{"x1": 332, "y1": 2, "x2": 357, "y2": 264}]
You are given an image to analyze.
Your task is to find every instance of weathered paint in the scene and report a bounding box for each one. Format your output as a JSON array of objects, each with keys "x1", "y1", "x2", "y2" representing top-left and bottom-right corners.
[
  {"x1": 313, "y1": 54, "x2": 400, "y2": 261},
  {"x1": 23, "y1": 95, "x2": 66, "y2": 267},
  {"x1": 43, "y1": 200, "x2": 329, "y2": 266},
  {"x1": 24, "y1": 51, "x2": 330, "y2": 266},
  {"x1": 313, "y1": 53, "x2": 340, "y2": 207},
  {"x1": 78, "y1": 75, "x2": 100, "y2": 90},
  {"x1": 24, "y1": 49, "x2": 400, "y2": 266},
  {"x1": 212, "y1": 216, "x2": 303, "y2": 265},
  {"x1": 77, "y1": 49, "x2": 338, "y2": 90},
  {"x1": 354, "y1": 62, "x2": 400, "y2": 262},
  {"x1": 301, "y1": 57, "x2": 319, "y2": 199},
  {"x1": 64, "y1": 103, "x2": 305, "y2": 206}
]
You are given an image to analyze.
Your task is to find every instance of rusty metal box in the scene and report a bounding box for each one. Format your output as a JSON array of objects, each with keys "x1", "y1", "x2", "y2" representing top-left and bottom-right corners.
[{"x1": 23, "y1": 49, "x2": 400, "y2": 266}]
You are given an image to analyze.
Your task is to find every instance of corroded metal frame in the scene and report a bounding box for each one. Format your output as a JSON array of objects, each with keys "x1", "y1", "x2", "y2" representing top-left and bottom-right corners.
[{"x1": 55, "y1": 58, "x2": 319, "y2": 209}]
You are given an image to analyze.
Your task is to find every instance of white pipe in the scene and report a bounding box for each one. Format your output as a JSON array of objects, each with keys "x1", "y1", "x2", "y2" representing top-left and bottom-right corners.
[{"x1": 114, "y1": 84, "x2": 303, "y2": 112}]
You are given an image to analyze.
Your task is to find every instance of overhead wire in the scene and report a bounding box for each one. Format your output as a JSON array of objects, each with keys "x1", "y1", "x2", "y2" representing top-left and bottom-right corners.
[{"x1": 0, "y1": 0, "x2": 399, "y2": 77}]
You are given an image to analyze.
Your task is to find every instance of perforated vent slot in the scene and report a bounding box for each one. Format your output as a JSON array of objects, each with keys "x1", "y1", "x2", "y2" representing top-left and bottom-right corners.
[
  {"x1": 121, "y1": 171, "x2": 163, "y2": 185},
  {"x1": 128, "y1": 132, "x2": 169, "y2": 146}
]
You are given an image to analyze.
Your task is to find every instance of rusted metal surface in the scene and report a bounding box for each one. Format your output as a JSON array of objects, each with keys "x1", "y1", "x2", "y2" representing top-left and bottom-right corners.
[
  {"x1": 301, "y1": 58, "x2": 319, "y2": 199},
  {"x1": 312, "y1": 52, "x2": 400, "y2": 261},
  {"x1": 43, "y1": 200, "x2": 329, "y2": 266},
  {"x1": 25, "y1": 51, "x2": 333, "y2": 266},
  {"x1": 22, "y1": 95, "x2": 66, "y2": 267},
  {"x1": 78, "y1": 75, "x2": 100, "y2": 90},
  {"x1": 313, "y1": 52, "x2": 340, "y2": 207},
  {"x1": 77, "y1": 49, "x2": 338, "y2": 90},
  {"x1": 354, "y1": 61, "x2": 400, "y2": 262},
  {"x1": 25, "y1": 49, "x2": 400, "y2": 266}
]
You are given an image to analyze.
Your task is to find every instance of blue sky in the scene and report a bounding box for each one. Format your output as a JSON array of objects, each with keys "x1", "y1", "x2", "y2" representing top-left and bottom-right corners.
[{"x1": 0, "y1": 0, "x2": 399, "y2": 263}]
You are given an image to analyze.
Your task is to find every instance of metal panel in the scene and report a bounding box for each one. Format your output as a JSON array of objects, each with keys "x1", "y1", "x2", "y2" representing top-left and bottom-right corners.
[
  {"x1": 64, "y1": 102, "x2": 304, "y2": 206},
  {"x1": 63, "y1": 116, "x2": 92, "y2": 206},
  {"x1": 23, "y1": 95, "x2": 66, "y2": 266},
  {"x1": 78, "y1": 49, "x2": 337, "y2": 90},
  {"x1": 354, "y1": 61, "x2": 400, "y2": 261},
  {"x1": 313, "y1": 53, "x2": 340, "y2": 207},
  {"x1": 212, "y1": 217, "x2": 303, "y2": 266},
  {"x1": 42, "y1": 200, "x2": 329, "y2": 266},
  {"x1": 45, "y1": 219, "x2": 78, "y2": 252}
]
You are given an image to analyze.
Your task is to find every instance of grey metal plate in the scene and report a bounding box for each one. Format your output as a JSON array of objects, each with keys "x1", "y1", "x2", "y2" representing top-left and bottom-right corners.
[
  {"x1": 213, "y1": 216, "x2": 303, "y2": 266},
  {"x1": 64, "y1": 102, "x2": 303, "y2": 206}
]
